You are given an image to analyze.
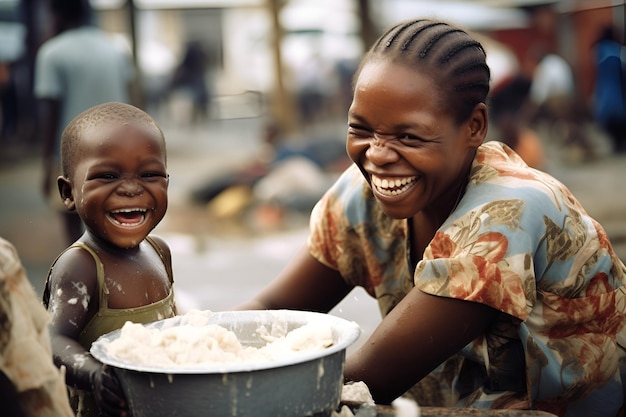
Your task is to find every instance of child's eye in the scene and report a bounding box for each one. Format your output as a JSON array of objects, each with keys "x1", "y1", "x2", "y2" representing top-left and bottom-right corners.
[
  {"x1": 141, "y1": 172, "x2": 168, "y2": 180},
  {"x1": 94, "y1": 173, "x2": 117, "y2": 180}
]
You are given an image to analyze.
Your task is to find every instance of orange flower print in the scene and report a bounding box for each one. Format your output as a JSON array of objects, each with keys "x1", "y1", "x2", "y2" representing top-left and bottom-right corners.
[
  {"x1": 429, "y1": 232, "x2": 457, "y2": 258},
  {"x1": 471, "y1": 232, "x2": 508, "y2": 262},
  {"x1": 586, "y1": 273, "x2": 613, "y2": 297}
]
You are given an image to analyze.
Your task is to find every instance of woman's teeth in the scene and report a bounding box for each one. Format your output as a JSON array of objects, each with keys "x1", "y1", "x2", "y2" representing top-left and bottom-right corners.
[{"x1": 372, "y1": 176, "x2": 416, "y2": 196}]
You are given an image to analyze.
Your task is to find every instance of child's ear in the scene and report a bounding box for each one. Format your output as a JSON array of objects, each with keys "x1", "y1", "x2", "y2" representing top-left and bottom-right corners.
[
  {"x1": 57, "y1": 176, "x2": 76, "y2": 211},
  {"x1": 467, "y1": 103, "x2": 488, "y2": 147}
]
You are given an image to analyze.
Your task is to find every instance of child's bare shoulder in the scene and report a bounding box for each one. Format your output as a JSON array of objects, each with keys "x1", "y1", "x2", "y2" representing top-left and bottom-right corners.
[{"x1": 48, "y1": 245, "x2": 99, "y2": 292}]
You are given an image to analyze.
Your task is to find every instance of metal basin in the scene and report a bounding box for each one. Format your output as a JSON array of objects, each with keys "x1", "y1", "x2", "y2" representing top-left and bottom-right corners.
[{"x1": 90, "y1": 310, "x2": 361, "y2": 417}]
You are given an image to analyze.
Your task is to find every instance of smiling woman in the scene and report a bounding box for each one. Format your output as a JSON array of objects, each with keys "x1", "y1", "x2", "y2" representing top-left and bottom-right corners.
[
  {"x1": 235, "y1": 19, "x2": 626, "y2": 417},
  {"x1": 42, "y1": 102, "x2": 177, "y2": 417}
]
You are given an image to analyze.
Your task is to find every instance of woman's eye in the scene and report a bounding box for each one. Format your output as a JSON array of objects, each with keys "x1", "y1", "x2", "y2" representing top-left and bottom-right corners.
[
  {"x1": 348, "y1": 125, "x2": 370, "y2": 137},
  {"x1": 399, "y1": 134, "x2": 424, "y2": 144}
]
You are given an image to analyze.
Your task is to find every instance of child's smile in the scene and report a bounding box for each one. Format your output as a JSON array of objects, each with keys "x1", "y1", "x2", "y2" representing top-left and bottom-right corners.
[{"x1": 107, "y1": 207, "x2": 149, "y2": 227}]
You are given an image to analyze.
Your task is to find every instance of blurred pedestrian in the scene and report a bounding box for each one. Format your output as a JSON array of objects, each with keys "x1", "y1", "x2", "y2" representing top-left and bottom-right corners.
[
  {"x1": 592, "y1": 25, "x2": 626, "y2": 152},
  {"x1": 34, "y1": 0, "x2": 136, "y2": 246},
  {"x1": 0, "y1": 236, "x2": 74, "y2": 417},
  {"x1": 526, "y1": 45, "x2": 593, "y2": 161},
  {"x1": 485, "y1": 36, "x2": 545, "y2": 171},
  {"x1": 169, "y1": 40, "x2": 211, "y2": 123},
  {"x1": 490, "y1": 75, "x2": 545, "y2": 169}
]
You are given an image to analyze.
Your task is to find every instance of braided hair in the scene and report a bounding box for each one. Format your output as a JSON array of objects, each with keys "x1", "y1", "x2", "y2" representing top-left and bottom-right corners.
[{"x1": 357, "y1": 19, "x2": 491, "y2": 125}]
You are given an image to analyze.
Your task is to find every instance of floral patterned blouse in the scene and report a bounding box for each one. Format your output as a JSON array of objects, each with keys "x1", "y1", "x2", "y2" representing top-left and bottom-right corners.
[{"x1": 308, "y1": 141, "x2": 626, "y2": 417}]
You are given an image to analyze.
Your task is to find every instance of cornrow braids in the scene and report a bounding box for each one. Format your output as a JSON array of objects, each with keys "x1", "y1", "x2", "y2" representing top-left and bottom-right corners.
[{"x1": 360, "y1": 19, "x2": 491, "y2": 124}]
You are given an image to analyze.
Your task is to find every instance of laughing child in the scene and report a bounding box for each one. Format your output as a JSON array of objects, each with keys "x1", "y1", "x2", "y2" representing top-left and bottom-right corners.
[{"x1": 43, "y1": 102, "x2": 177, "y2": 417}]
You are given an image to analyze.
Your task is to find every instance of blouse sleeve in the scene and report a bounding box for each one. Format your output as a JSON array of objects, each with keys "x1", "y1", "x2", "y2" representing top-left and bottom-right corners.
[{"x1": 414, "y1": 197, "x2": 532, "y2": 320}]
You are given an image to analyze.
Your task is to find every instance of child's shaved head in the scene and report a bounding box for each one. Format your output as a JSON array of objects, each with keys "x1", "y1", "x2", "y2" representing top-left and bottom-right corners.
[{"x1": 60, "y1": 102, "x2": 165, "y2": 179}]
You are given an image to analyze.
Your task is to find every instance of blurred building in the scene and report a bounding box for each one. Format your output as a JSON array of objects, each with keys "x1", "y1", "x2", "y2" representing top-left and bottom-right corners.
[
  {"x1": 1, "y1": 0, "x2": 624, "y2": 146},
  {"x1": 71, "y1": 0, "x2": 626, "y2": 127}
]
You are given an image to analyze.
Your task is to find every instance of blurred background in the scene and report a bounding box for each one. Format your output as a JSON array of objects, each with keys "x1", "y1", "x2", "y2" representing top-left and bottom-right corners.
[{"x1": 1, "y1": 0, "x2": 625, "y2": 345}]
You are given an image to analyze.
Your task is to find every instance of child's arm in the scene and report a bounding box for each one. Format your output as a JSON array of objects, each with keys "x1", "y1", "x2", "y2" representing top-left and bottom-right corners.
[
  {"x1": 46, "y1": 248, "x2": 128, "y2": 415},
  {"x1": 46, "y1": 248, "x2": 100, "y2": 389}
]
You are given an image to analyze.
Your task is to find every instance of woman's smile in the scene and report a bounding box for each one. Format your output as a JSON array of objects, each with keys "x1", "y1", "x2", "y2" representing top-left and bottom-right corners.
[{"x1": 371, "y1": 175, "x2": 418, "y2": 197}]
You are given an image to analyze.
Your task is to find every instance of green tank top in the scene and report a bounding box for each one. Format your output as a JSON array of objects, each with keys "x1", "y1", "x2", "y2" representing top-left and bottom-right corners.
[
  {"x1": 45, "y1": 236, "x2": 177, "y2": 348},
  {"x1": 43, "y1": 236, "x2": 177, "y2": 417}
]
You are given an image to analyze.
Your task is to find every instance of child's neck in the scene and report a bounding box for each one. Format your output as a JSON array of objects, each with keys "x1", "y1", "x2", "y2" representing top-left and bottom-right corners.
[{"x1": 81, "y1": 232, "x2": 143, "y2": 255}]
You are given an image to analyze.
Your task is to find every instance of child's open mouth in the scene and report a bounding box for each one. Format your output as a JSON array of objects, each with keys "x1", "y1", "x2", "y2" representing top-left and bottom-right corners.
[{"x1": 108, "y1": 208, "x2": 147, "y2": 226}]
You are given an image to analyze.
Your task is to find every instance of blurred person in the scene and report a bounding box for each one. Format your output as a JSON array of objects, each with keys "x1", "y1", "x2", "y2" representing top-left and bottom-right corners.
[
  {"x1": 0, "y1": 235, "x2": 74, "y2": 417},
  {"x1": 192, "y1": 122, "x2": 349, "y2": 225},
  {"x1": 34, "y1": 0, "x2": 136, "y2": 246},
  {"x1": 236, "y1": 19, "x2": 626, "y2": 416},
  {"x1": 0, "y1": 13, "x2": 26, "y2": 148},
  {"x1": 43, "y1": 102, "x2": 177, "y2": 417},
  {"x1": 592, "y1": 25, "x2": 626, "y2": 152},
  {"x1": 169, "y1": 40, "x2": 211, "y2": 123},
  {"x1": 0, "y1": 61, "x2": 18, "y2": 146},
  {"x1": 485, "y1": 37, "x2": 544, "y2": 169},
  {"x1": 489, "y1": 75, "x2": 545, "y2": 169},
  {"x1": 292, "y1": 50, "x2": 339, "y2": 125},
  {"x1": 526, "y1": 45, "x2": 593, "y2": 161}
]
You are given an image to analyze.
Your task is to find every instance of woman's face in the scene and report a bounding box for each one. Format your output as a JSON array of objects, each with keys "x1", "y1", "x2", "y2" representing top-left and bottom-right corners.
[
  {"x1": 347, "y1": 60, "x2": 483, "y2": 219},
  {"x1": 63, "y1": 121, "x2": 169, "y2": 248}
]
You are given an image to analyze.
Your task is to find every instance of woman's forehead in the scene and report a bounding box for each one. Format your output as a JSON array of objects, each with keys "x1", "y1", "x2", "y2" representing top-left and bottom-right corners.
[{"x1": 356, "y1": 59, "x2": 435, "y2": 88}]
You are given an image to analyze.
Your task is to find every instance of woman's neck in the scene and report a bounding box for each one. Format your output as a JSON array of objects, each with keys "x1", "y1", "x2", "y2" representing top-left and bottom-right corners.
[{"x1": 410, "y1": 169, "x2": 470, "y2": 261}]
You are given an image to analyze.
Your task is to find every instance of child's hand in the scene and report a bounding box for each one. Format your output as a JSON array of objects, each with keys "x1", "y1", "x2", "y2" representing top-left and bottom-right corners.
[{"x1": 90, "y1": 364, "x2": 129, "y2": 417}]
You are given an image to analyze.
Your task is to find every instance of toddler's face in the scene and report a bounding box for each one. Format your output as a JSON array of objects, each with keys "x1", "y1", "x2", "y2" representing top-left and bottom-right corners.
[
  {"x1": 346, "y1": 60, "x2": 479, "y2": 220},
  {"x1": 68, "y1": 121, "x2": 168, "y2": 248}
]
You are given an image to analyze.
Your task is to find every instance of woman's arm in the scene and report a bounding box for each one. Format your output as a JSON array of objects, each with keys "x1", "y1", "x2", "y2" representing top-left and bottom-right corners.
[
  {"x1": 345, "y1": 288, "x2": 498, "y2": 405},
  {"x1": 235, "y1": 245, "x2": 353, "y2": 313}
]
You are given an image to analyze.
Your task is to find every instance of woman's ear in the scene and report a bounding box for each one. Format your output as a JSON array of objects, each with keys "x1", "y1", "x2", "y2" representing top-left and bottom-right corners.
[
  {"x1": 57, "y1": 176, "x2": 76, "y2": 211},
  {"x1": 467, "y1": 103, "x2": 488, "y2": 147}
]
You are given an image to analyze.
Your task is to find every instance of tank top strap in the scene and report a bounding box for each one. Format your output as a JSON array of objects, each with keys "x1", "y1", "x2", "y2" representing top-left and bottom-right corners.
[
  {"x1": 72, "y1": 242, "x2": 108, "y2": 308},
  {"x1": 145, "y1": 235, "x2": 174, "y2": 284},
  {"x1": 43, "y1": 241, "x2": 107, "y2": 308}
]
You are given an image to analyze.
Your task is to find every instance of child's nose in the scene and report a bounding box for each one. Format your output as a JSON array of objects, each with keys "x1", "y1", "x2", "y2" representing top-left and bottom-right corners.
[{"x1": 117, "y1": 180, "x2": 143, "y2": 197}]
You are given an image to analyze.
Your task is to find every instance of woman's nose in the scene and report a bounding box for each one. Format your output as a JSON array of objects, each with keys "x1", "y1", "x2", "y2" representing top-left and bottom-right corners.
[{"x1": 365, "y1": 138, "x2": 399, "y2": 165}]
